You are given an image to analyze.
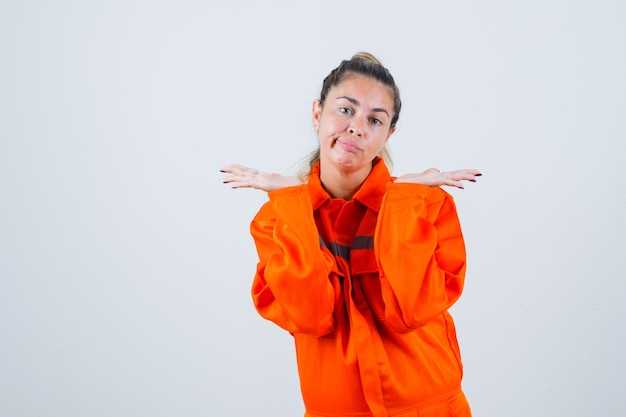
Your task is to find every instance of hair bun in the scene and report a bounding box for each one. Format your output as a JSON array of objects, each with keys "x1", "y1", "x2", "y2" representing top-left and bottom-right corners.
[{"x1": 351, "y1": 52, "x2": 383, "y2": 65}]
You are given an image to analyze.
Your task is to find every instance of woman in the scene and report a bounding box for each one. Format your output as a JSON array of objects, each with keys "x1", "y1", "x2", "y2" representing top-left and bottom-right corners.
[{"x1": 222, "y1": 52, "x2": 481, "y2": 417}]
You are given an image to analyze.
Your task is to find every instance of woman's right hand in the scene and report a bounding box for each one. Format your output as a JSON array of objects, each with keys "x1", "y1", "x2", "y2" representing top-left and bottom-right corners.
[{"x1": 221, "y1": 164, "x2": 303, "y2": 192}]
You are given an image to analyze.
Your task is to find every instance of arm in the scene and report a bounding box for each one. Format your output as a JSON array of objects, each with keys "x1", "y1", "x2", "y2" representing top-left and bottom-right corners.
[
  {"x1": 221, "y1": 164, "x2": 336, "y2": 335},
  {"x1": 375, "y1": 183, "x2": 467, "y2": 331},
  {"x1": 250, "y1": 185, "x2": 337, "y2": 336}
]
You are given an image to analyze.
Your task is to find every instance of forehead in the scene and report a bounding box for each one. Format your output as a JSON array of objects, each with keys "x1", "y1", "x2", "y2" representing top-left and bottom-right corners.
[{"x1": 329, "y1": 74, "x2": 394, "y2": 106}]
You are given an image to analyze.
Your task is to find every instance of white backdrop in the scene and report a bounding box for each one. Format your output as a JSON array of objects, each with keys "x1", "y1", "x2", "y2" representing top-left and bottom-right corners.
[{"x1": 1, "y1": 1, "x2": 625, "y2": 416}]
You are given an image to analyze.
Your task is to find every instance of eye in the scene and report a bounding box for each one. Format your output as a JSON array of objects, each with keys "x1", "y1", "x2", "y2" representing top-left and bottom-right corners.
[
  {"x1": 339, "y1": 107, "x2": 353, "y2": 115},
  {"x1": 370, "y1": 118, "x2": 383, "y2": 126}
]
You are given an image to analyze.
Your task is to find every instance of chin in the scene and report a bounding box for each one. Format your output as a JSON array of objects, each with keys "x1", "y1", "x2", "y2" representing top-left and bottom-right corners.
[
  {"x1": 322, "y1": 150, "x2": 368, "y2": 171},
  {"x1": 332, "y1": 155, "x2": 358, "y2": 168}
]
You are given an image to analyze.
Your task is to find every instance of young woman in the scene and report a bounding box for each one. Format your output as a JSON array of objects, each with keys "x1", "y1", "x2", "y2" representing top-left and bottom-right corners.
[{"x1": 222, "y1": 52, "x2": 481, "y2": 417}]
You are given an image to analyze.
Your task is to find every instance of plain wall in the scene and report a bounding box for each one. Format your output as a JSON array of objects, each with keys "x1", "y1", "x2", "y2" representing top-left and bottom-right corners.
[{"x1": 1, "y1": 1, "x2": 625, "y2": 416}]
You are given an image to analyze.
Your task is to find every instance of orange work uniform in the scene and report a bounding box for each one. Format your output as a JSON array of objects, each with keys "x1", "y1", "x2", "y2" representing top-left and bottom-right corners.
[{"x1": 250, "y1": 158, "x2": 471, "y2": 417}]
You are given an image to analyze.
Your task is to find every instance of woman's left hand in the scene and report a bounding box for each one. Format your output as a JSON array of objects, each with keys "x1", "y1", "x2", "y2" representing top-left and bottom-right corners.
[
  {"x1": 395, "y1": 168, "x2": 482, "y2": 189},
  {"x1": 221, "y1": 164, "x2": 303, "y2": 192}
]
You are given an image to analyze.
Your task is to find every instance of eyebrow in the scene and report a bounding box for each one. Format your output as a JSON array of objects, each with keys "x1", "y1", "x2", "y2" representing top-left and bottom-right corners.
[{"x1": 337, "y1": 96, "x2": 390, "y2": 117}]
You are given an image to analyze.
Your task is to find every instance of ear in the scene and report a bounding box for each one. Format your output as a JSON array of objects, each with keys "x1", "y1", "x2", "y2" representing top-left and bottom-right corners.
[{"x1": 312, "y1": 100, "x2": 322, "y2": 131}]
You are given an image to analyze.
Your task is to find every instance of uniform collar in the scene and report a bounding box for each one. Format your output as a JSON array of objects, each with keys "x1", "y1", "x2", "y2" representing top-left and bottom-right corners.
[{"x1": 307, "y1": 157, "x2": 392, "y2": 213}]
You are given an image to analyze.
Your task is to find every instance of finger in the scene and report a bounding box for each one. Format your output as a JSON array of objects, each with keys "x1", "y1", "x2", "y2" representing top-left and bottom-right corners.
[
  {"x1": 220, "y1": 163, "x2": 244, "y2": 172},
  {"x1": 221, "y1": 164, "x2": 257, "y2": 175},
  {"x1": 222, "y1": 165, "x2": 265, "y2": 185},
  {"x1": 462, "y1": 169, "x2": 482, "y2": 178},
  {"x1": 224, "y1": 176, "x2": 260, "y2": 188},
  {"x1": 437, "y1": 172, "x2": 464, "y2": 188},
  {"x1": 447, "y1": 179, "x2": 465, "y2": 189},
  {"x1": 225, "y1": 173, "x2": 268, "y2": 190},
  {"x1": 228, "y1": 182, "x2": 254, "y2": 189},
  {"x1": 223, "y1": 171, "x2": 254, "y2": 185},
  {"x1": 222, "y1": 175, "x2": 240, "y2": 184},
  {"x1": 448, "y1": 170, "x2": 481, "y2": 182},
  {"x1": 464, "y1": 169, "x2": 482, "y2": 180}
]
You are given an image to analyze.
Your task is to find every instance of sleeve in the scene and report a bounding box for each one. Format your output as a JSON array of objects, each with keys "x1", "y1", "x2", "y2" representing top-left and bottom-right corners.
[
  {"x1": 249, "y1": 184, "x2": 337, "y2": 336},
  {"x1": 375, "y1": 183, "x2": 467, "y2": 331}
]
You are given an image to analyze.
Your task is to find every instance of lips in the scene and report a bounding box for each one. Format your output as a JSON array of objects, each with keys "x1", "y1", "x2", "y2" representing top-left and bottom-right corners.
[{"x1": 336, "y1": 139, "x2": 361, "y2": 152}]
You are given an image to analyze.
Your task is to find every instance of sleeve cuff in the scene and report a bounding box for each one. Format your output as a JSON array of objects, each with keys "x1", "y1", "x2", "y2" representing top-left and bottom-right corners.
[{"x1": 267, "y1": 184, "x2": 309, "y2": 200}]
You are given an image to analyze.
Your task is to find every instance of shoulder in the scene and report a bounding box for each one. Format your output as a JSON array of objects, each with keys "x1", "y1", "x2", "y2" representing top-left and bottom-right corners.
[{"x1": 253, "y1": 184, "x2": 313, "y2": 220}]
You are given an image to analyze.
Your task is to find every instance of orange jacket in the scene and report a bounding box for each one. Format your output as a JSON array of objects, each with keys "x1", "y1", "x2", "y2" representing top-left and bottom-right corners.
[{"x1": 250, "y1": 159, "x2": 467, "y2": 417}]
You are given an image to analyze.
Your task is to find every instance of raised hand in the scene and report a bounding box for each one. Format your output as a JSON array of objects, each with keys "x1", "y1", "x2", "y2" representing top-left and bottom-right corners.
[
  {"x1": 221, "y1": 164, "x2": 303, "y2": 192},
  {"x1": 395, "y1": 168, "x2": 482, "y2": 189}
]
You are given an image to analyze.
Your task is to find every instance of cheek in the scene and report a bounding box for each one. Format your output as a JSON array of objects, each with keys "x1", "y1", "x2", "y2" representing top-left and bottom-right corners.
[
  {"x1": 321, "y1": 116, "x2": 348, "y2": 132},
  {"x1": 374, "y1": 132, "x2": 389, "y2": 146},
  {"x1": 319, "y1": 124, "x2": 342, "y2": 140}
]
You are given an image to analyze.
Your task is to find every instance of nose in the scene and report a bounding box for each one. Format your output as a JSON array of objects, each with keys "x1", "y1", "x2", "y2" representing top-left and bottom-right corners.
[{"x1": 348, "y1": 118, "x2": 365, "y2": 136}]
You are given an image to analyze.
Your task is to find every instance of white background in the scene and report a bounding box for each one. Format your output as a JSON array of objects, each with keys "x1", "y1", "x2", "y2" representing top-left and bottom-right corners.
[{"x1": 1, "y1": 1, "x2": 625, "y2": 416}]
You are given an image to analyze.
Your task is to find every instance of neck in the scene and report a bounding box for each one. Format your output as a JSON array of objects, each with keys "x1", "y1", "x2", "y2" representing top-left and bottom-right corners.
[{"x1": 319, "y1": 161, "x2": 373, "y2": 200}]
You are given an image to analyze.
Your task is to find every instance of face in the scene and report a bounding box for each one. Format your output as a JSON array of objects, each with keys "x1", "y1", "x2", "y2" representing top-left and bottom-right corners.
[{"x1": 313, "y1": 74, "x2": 396, "y2": 175}]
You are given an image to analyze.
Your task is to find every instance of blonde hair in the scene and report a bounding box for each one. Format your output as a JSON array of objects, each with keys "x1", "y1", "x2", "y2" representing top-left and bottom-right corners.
[{"x1": 298, "y1": 52, "x2": 399, "y2": 180}]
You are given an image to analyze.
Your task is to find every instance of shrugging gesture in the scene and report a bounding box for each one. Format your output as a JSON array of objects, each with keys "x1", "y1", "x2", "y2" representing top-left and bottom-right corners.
[{"x1": 223, "y1": 164, "x2": 481, "y2": 192}]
